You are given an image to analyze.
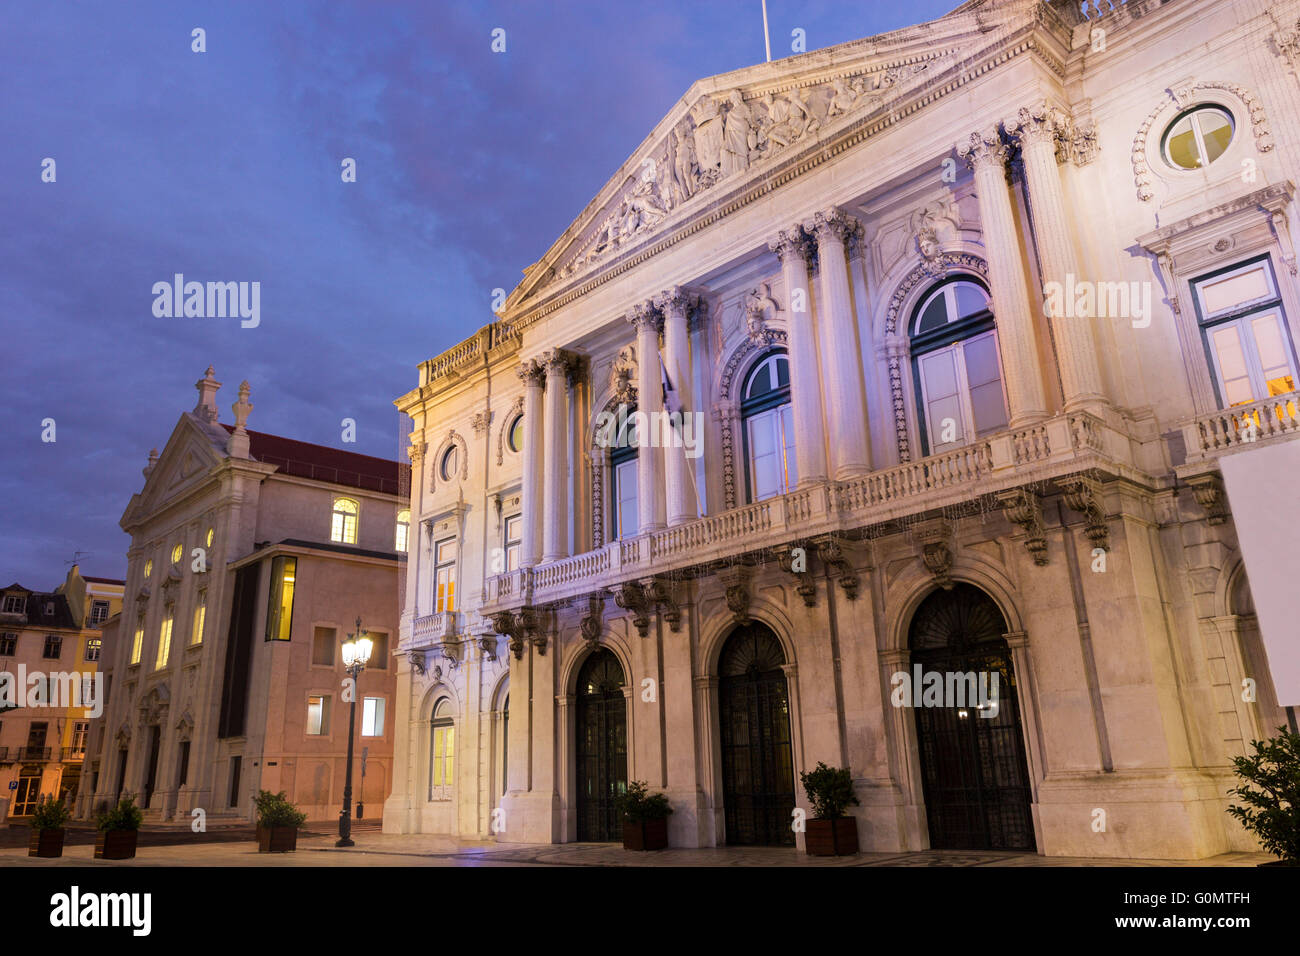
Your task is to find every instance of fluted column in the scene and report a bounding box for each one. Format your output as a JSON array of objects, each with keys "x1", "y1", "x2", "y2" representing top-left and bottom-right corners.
[
  {"x1": 628, "y1": 303, "x2": 665, "y2": 532},
  {"x1": 655, "y1": 287, "x2": 699, "y2": 526},
  {"x1": 517, "y1": 360, "x2": 546, "y2": 567},
  {"x1": 769, "y1": 228, "x2": 829, "y2": 485},
  {"x1": 957, "y1": 128, "x2": 1049, "y2": 425},
  {"x1": 1006, "y1": 104, "x2": 1105, "y2": 410},
  {"x1": 809, "y1": 208, "x2": 871, "y2": 478},
  {"x1": 541, "y1": 350, "x2": 571, "y2": 562}
]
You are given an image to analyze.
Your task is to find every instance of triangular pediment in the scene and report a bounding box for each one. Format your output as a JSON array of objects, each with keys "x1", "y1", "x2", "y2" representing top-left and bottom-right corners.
[
  {"x1": 122, "y1": 413, "x2": 229, "y2": 529},
  {"x1": 505, "y1": 0, "x2": 1058, "y2": 312}
]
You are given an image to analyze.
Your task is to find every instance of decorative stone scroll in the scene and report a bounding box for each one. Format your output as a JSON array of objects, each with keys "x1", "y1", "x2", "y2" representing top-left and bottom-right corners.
[
  {"x1": 997, "y1": 488, "x2": 1049, "y2": 566},
  {"x1": 1060, "y1": 475, "x2": 1110, "y2": 550}
]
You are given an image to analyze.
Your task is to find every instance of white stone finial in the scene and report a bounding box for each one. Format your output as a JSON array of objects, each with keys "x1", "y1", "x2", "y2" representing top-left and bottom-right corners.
[
  {"x1": 226, "y1": 381, "x2": 253, "y2": 459},
  {"x1": 194, "y1": 366, "x2": 222, "y2": 423}
]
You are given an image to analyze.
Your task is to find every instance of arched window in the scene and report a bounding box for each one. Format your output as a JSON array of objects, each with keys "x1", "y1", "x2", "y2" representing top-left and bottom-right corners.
[
  {"x1": 439, "y1": 445, "x2": 459, "y2": 482},
  {"x1": 610, "y1": 406, "x2": 639, "y2": 539},
  {"x1": 742, "y1": 351, "x2": 796, "y2": 502},
  {"x1": 506, "y1": 414, "x2": 524, "y2": 454},
  {"x1": 910, "y1": 278, "x2": 1008, "y2": 455},
  {"x1": 429, "y1": 697, "x2": 455, "y2": 801},
  {"x1": 395, "y1": 509, "x2": 410, "y2": 553},
  {"x1": 331, "y1": 497, "x2": 359, "y2": 544}
]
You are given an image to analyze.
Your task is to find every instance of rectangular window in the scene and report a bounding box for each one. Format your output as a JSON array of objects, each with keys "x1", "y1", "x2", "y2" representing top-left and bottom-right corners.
[
  {"x1": 177, "y1": 740, "x2": 191, "y2": 787},
  {"x1": 504, "y1": 514, "x2": 522, "y2": 572},
  {"x1": 917, "y1": 331, "x2": 1008, "y2": 454},
  {"x1": 84, "y1": 638, "x2": 102, "y2": 662},
  {"x1": 265, "y1": 556, "x2": 297, "y2": 641},
  {"x1": 312, "y1": 626, "x2": 337, "y2": 666},
  {"x1": 70, "y1": 721, "x2": 89, "y2": 756},
  {"x1": 306, "y1": 695, "x2": 330, "y2": 735},
  {"x1": 434, "y1": 539, "x2": 457, "y2": 613},
  {"x1": 155, "y1": 605, "x2": 174, "y2": 670},
  {"x1": 615, "y1": 458, "x2": 639, "y2": 539},
  {"x1": 1195, "y1": 257, "x2": 1298, "y2": 412},
  {"x1": 746, "y1": 404, "x2": 797, "y2": 502},
  {"x1": 130, "y1": 615, "x2": 144, "y2": 665},
  {"x1": 228, "y1": 755, "x2": 241, "y2": 808},
  {"x1": 190, "y1": 589, "x2": 207, "y2": 645},
  {"x1": 331, "y1": 498, "x2": 359, "y2": 544},
  {"x1": 42, "y1": 635, "x2": 62, "y2": 660},
  {"x1": 2, "y1": 595, "x2": 25, "y2": 615},
  {"x1": 395, "y1": 512, "x2": 410, "y2": 553},
  {"x1": 0, "y1": 633, "x2": 15, "y2": 656},
  {"x1": 367, "y1": 631, "x2": 388, "y2": 670},
  {"x1": 362, "y1": 697, "x2": 385, "y2": 737},
  {"x1": 89, "y1": 600, "x2": 110, "y2": 625}
]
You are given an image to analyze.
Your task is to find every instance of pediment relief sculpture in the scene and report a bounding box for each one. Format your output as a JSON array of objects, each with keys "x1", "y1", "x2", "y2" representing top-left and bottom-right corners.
[{"x1": 559, "y1": 63, "x2": 931, "y2": 281}]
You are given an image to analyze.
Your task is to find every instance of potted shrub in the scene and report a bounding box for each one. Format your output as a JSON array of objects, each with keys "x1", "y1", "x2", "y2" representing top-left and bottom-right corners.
[
  {"x1": 614, "y1": 780, "x2": 673, "y2": 851},
  {"x1": 254, "y1": 789, "x2": 307, "y2": 852},
  {"x1": 29, "y1": 796, "x2": 71, "y2": 858},
  {"x1": 95, "y1": 797, "x2": 143, "y2": 860},
  {"x1": 800, "y1": 762, "x2": 860, "y2": 856},
  {"x1": 1227, "y1": 727, "x2": 1300, "y2": 867}
]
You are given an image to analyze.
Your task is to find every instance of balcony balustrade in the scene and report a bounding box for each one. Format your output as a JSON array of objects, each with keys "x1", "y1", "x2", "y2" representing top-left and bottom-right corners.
[
  {"x1": 1180, "y1": 390, "x2": 1300, "y2": 465},
  {"x1": 482, "y1": 408, "x2": 1144, "y2": 613}
]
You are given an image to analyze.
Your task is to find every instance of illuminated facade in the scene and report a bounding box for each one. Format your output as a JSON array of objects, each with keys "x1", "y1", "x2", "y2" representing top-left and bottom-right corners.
[{"x1": 385, "y1": 0, "x2": 1300, "y2": 858}]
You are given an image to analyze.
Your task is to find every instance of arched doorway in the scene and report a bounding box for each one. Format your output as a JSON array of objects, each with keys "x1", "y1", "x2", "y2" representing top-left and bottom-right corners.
[
  {"x1": 574, "y1": 649, "x2": 627, "y2": 841},
  {"x1": 908, "y1": 583, "x2": 1034, "y2": 851},
  {"x1": 719, "y1": 622, "x2": 795, "y2": 846}
]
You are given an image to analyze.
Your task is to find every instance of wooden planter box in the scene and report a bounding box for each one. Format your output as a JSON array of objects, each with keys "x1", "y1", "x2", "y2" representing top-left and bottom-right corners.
[
  {"x1": 805, "y1": 817, "x2": 859, "y2": 856},
  {"x1": 29, "y1": 828, "x2": 66, "y2": 858},
  {"x1": 622, "y1": 817, "x2": 669, "y2": 851},
  {"x1": 94, "y1": 829, "x2": 138, "y2": 860},
  {"x1": 257, "y1": 826, "x2": 299, "y2": 853}
]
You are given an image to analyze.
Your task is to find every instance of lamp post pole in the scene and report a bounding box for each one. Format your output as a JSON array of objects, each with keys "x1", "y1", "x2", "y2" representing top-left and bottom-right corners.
[{"x1": 337, "y1": 617, "x2": 371, "y2": 848}]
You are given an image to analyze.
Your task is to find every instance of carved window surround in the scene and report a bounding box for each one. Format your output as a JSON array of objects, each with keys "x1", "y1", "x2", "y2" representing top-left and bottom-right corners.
[
  {"x1": 1137, "y1": 181, "x2": 1297, "y2": 415},
  {"x1": 495, "y1": 396, "x2": 524, "y2": 466},
  {"x1": 1131, "y1": 81, "x2": 1275, "y2": 204},
  {"x1": 429, "y1": 429, "x2": 469, "y2": 493},
  {"x1": 717, "y1": 330, "x2": 788, "y2": 510}
]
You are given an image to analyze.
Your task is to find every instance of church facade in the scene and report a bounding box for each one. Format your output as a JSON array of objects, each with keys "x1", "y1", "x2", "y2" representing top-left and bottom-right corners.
[{"x1": 385, "y1": 0, "x2": 1300, "y2": 858}]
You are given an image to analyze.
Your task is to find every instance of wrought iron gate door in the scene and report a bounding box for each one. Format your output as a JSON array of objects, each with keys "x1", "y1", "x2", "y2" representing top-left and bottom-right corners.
[
  {"x1": 910, "y1": 584, "x2": 1035, "y2": 851},
  {"x1": 575, "y1": 649, "x2": 627, "y2": 841},
  {"x1": 719, "y1": 624, "x2": 796, "y2": 846}
]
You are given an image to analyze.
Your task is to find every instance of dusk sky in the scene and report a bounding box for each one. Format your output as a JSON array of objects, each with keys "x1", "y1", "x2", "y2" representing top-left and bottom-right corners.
[{"x1": 2, "y1": 0, "x2": 959, "y2": 587}]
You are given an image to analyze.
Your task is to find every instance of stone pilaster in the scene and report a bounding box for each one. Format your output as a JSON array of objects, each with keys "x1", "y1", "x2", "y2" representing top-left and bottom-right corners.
[
  {"x1": 809, "y1": 208, "x2": 871, "y2": 478},
  {"x1": 628, "y1": 303, "x2": 666, "y2": 532},
  {"x1": 1005, "y1": 103, "x2": 1106, "y2": 411},
  {"x1": 541, "y1": 350, "x2": 572, "y2": 561},
  {"x1": 655, "y1": 287, "x2": 700, "y2": 527},
  {"x1": 769, "y1": 227, "x2": 829, "y2": 485},
  {"x1": 517, "y1": 360, "x2": 546, "y2": 567},
  {"x1": 957, "y1": 127, "x2": 1049, "y2": 425}
]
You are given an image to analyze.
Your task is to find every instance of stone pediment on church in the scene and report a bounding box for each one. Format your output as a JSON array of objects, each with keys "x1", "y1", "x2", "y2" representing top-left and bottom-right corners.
[
  {"x1": 121, "y1": 413, "x2": 230, "y2": 528},
  {"x1": 506, "y1": 0, "x2": 1063, "y2": 314}
]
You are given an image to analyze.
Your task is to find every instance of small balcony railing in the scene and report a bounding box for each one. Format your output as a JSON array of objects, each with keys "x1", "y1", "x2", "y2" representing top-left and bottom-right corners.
[
  {"x1": 410, "y1": 611, "x2": 460, "y2": 644},
  {"x1": 62, "y1": 746, "x2": 86, "y2": 761},
  {"x1": 15, "y1": 746, "x2": 51, "y2": 762},
  {"x1": 1180, "y1": 391, "x2": 1300, "y2": 465},
  {"x1": 484, "y1": 409, "x2": 1128, "y2": 613}
]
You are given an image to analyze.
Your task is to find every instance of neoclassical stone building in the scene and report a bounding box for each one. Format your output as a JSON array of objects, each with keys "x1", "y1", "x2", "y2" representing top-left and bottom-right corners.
[
  {"x1": 386, "y1": 0, "x2": 1300, "y2": 858},
  {"x1": 86, "y1": 369, "x2": 405, "y2": 824}
]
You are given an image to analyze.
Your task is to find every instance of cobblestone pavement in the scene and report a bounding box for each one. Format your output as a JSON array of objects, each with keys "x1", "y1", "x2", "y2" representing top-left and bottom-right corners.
[{"x1": 0, "y1": 831, "x2": 1273, "y2": 867}]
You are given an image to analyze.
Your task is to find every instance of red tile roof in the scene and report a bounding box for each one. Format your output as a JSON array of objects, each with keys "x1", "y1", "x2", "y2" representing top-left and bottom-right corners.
[
  {"x1": 83, "y1": 576, "x2": 125, "y2": 585},
  {"x1": 221, "y1": 425, "x2": 407, "y2": 495}
]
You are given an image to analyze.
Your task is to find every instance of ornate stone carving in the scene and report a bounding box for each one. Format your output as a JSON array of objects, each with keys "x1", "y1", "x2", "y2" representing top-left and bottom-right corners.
[
  {"x1": 175, "y1": 710, "x2": 194, "y2": 742},
  {"x1": 774, "y1": 545, "x2": 817, "y2": 608},
  {"x1": 910, "y1": 198, "x2": 960, "y2": 275},
  {"x1": 1185, "y1": 474, "x2": 1228, "y2": 525},
  {"x1": 997, "y1": 488, "x2": 1049, "y2": 566},
  {"x1": 768, "y1": 227, "x2": 813, "y2": 264},
  {"x1": 956, "y1": 127, "x2": 1008, "y2": 174},
  {"x1": 1275, "y1": 19, "x2": 1300, "y2": 74},
  {"x1": 1132, "y1": 82, "x2": 1274, "y2": 201},
  {"x1": 138, "y1": 684, "x2": 171, "y2": 725},
  {"x1": 744, "y1": 283, "x2": 780, "y2": 345},
  {"x1": 519, "y1": 606, "x2": 546, "y2": 656},
  {"x1": 516, "y1": 359, "x2": 545, "y2": 388},
  {"x1": 720, "y1": 566, "x2": 752, "y2": 624},
  {"x1": 810, "y1": 207, "x2": 856, "y2": 246},
  {"x1": 609, "y1": 345, "x2": 639, "y2": 405},
  {"x1": 496, "y1": 396, "x2": 524, "y2": 465},
  {"x1": 580, "y1": 593, "x2": 605, "y2": 649},
  {"x1": 489, "y1": 610, "x2": 526, "y2": 661},
  {"x1": 430, "y1": 429, "x2": 469, "y2": 492},
  {"x1": 645, "y1": 578, "x2": 681, "y2": 633},
  {"x1": 471, "y1": 409, "x2": 493, "y2": 436},
  {"x1": 478, "y1": 635, "x2": 499, "y2": 662},
  {"x1": 1060, "y1": 475, "x2": 1110, "y2": 550},
  {"x1": 916, "y1": 520, "x2": 955, "y2": 590},
  {"x1": 816, "y1": 537, "x2": 859, "y2": 600},
  {"x1": 626, "y1": 301, "x2": 663, "y2": 336},
  {"x1": 613, "y1": 581, "x2": 652, "y2": 638},
  {"x1": 409, "y1": 649, "x2": 427, "y2": 676}
]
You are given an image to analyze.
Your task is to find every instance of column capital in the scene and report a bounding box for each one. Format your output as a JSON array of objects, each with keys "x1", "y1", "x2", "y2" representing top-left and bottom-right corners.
[
  {"x1": 768, "y1": 227, "x2": 814, "y2": 263},
  {"x1": 540, "y1": 348, "x2": 575, "y2": 380},
  {"x1": 626, "y1": 301, "x2": 663, "y2": 335},
  {"x1": 808, "y1": 207, "x2": 857, "y2": 246},
  {"x1": 516, "y1": 359, "x2": 545, "y2": 388},
  {"x1": 956, "y1": 127, "x2": 1008, "y2": 173},
  {"x1": 1004, "y1": 102, "x2": 1068, "y2": 150},
  {"x1": 653, "y1": 285, "x2": 706, "y2": 320}
]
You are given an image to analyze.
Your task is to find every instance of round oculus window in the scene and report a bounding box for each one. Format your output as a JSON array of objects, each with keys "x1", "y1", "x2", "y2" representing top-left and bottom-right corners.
[{"x1": 1162, "y1": 106, "x2": 1234, "y2": 170}]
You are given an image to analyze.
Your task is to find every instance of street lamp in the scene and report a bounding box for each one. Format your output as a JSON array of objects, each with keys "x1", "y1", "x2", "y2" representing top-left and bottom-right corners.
[{"x1": 336, "y1": 617, "x2": 373, "y2": 847}]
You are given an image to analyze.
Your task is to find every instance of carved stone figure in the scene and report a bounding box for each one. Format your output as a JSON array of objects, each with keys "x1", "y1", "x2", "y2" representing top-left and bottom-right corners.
[
  {"x1": 672, "y1": 124, "x2": 698, "y2": 200},
  {"x1": 691, "y1": 97, "x2": 724, "y2": 181},
  {"x1": 722, "y1": 90, "x2": 754, "y2": 177}
]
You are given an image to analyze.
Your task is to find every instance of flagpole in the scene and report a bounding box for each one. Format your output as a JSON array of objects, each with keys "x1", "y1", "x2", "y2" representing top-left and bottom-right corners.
[{"x1": 762, "y1": 0, "x2": 772, "y2": 62}]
